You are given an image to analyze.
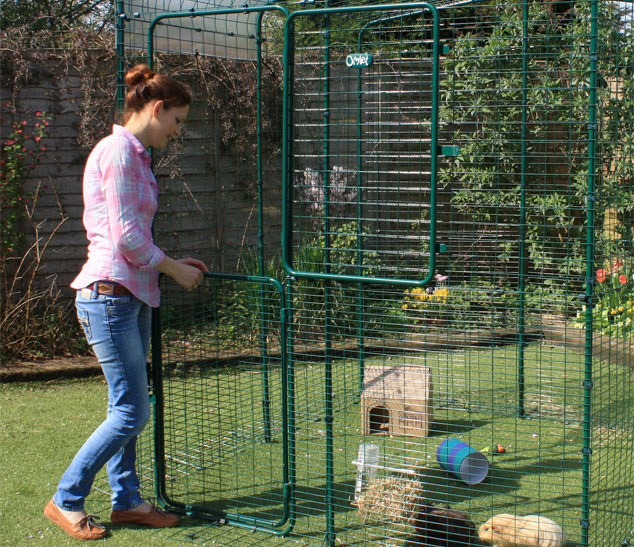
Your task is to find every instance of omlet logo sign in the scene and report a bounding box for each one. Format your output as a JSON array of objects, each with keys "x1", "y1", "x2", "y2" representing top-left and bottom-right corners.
[{"x1": 345, "y1": 53, "x2": 373, "y2": 68}]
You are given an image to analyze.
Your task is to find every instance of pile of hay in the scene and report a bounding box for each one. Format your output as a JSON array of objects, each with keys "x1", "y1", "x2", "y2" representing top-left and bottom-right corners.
[{"x1": 355, "y1": 476, "x2": 424, "y2": 524}]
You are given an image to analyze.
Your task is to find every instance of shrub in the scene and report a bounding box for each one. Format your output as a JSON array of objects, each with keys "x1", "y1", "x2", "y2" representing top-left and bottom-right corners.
[{"x1": 0, "y1": 109, "x2": 88, "y2": 363}]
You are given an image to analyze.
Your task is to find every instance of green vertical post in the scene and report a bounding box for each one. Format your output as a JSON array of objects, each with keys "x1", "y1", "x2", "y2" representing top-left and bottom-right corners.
[
  {"x1": 150, "y1": 286, "x2": 168, "y2": 507},
  {"x1": 516, "y1": 0, "x2": 529, "y2": 418},
  {"x1": 145, "y1": 10, "x2": 165, "y2": 507},
  {"x1": 281, "y1": 283, "x2": 297, "y2": 534},
  {"x1": 115, "y1": 0, "x2": 125, "y2": 113},
  {"x1": 282, "y1": 14, "x2": 298, "y2": 537},
  {"x1": 255, "y1": 11, "x2": 272, "y2": 443},
  {"x1": 355, "y1": 49, "x2": 365, "y2": 399},
  {"x1": 321, "y1": 9, "x2": 336, "y2": 547},
  {"x1": 581, "y1": 0, "x2": 600, "y2": 543}
]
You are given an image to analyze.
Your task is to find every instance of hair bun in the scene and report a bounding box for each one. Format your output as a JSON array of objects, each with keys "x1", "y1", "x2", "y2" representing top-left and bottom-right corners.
[{"x1": 125, "y1": 64, "x2": 155, "y2": 88}]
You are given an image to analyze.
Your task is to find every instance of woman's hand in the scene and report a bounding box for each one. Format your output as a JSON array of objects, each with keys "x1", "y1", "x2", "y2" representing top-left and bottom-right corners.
[
  {"x1": 176, "y1": 257, "x2": 209, "y2": 290},
  {"x1": 157, "y1": 256, "x2": 209, "y2": 291}
]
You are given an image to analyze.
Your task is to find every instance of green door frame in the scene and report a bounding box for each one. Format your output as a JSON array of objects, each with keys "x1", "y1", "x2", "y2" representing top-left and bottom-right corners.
[
  {"x1": 147, "y1": 5, "x2": 296, "y2": 536},
  {"x1": 282, "y1": 2, "x2": 441, "y2": 289}
]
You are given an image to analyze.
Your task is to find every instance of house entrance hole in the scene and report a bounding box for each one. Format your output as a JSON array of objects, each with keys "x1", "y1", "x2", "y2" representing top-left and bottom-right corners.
[{"x1": 369, "y1": 406, "x2": 390, "y2": 434}]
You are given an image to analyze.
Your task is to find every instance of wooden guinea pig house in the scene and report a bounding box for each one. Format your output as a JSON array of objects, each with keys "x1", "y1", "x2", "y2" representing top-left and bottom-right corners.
[{"x1": 361, "y1": 365, "x2": 433, "y2": 437}]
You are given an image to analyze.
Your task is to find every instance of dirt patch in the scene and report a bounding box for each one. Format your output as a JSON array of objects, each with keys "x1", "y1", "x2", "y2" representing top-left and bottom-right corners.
[{"x1": 1, "y1": 355, "x2": 101, "y2": 382}]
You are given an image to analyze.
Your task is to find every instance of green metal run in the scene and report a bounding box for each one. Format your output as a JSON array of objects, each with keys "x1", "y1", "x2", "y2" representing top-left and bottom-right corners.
[{"x1": 115, "y1": 0, "x2": 634, "y2": 544}]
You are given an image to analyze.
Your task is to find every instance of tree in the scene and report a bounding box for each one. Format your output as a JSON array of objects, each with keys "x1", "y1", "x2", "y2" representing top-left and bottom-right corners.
[
  {"x1": 439, "y1": 0, "x2": 634, "y2": 313},
  {"x1": 0, "y1": 0, "x2": 113, "y2": 34}
]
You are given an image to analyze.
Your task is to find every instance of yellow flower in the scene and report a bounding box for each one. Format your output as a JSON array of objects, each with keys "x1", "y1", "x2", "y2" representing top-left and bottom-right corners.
[{"x1": 434, "y1": 287, "x2": 449, "y2": 303}]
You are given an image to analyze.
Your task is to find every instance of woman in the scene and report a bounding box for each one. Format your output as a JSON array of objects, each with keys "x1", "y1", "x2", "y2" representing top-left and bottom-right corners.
[{"x1": 44, "y1": 64, "x2": 208, "y2": 540}]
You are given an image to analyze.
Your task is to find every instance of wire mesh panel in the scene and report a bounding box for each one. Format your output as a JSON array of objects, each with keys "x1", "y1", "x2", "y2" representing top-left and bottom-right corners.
[
  {"x1": 121, "y1": 4, "x2": 287, "y2": 272},
  {"x1": 121, "y1": 0, "x2": 275, "y2": 60},
  {"x1": 432, "y1": 2, "x2": 634, "y2": 543},
  {"x1": 152, "y1": 274, "x2": 290, "y2": 529}
]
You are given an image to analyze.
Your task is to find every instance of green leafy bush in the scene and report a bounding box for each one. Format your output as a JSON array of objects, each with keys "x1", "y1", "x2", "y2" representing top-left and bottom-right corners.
[
  {"x1": 574, "y1": 259, "x2": 634, "y2": 337},
  {"x1": 0, "y1": 111, "x2": 50, "y2": 259},
  {"x1": 439, "y1": 0, "x2": 634, "y2": 325}
]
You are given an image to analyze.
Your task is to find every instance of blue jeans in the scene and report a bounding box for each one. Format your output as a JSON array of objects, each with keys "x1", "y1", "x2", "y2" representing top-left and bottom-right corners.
[{"x1": 54, "y1": 288, "x2": 152, "y2": 512}]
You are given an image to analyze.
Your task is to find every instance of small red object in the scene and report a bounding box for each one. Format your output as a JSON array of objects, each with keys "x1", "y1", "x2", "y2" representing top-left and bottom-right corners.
[{"x1": 495, "y1": 444, "x2": 506, "y2": 453}]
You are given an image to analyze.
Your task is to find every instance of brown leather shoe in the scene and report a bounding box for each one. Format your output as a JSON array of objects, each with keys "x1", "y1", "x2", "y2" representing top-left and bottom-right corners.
[
  {"x1": 111, "y1": 506, "x2": 179, "y2": 528},
  {"x1": 44, "y1": 499, "x2": 107, "y2": 540}
]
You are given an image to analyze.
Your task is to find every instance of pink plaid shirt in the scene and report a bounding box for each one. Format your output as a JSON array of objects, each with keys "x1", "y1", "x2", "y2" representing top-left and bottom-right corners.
[{"x1": 71, "y1": 125, "x2": 166, "y2": 307}]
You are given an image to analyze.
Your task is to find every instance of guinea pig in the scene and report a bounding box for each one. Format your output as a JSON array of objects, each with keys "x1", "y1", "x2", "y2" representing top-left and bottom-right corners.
[
  {"x1": 478, "y1": 514, "x2": 564, "y2": 547},
  {"x1": 414, "y1": 504, "x2": 478, "y2": 545}
]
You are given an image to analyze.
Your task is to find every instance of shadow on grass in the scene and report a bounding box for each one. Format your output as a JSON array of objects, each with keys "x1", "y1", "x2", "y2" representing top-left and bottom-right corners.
[
  {"x1": 430, "y1": 419, "x2": 490, "y2": 436},
  {"x1": 148, "y1": 445, "x2": 585, "y2": 525}
]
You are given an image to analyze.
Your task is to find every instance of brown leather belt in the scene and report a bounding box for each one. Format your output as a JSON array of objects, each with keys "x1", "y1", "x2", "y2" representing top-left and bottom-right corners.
[{"x1": 90, "y1": 281, "x2": 132, "y2": 297}]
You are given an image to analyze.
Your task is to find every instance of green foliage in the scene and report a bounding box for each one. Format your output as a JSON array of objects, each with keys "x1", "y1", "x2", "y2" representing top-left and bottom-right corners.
[
  {"x1": 192, "y1": 223, "x2": 402, "y2": 346},
  {"x1": 0, "y1": 0, "x2": 112, "y2": 34},
  {"x1": 440, "y1": 0, "x2": 634, "y2": 319},
  {"x1": 219, "y1": 251, "x2": 286, "y2": 346},
  {"x1": 288, "y1": 1, "x2": 433, "y2": 58},
  {"x1": 574, "y1": 258, "x2": 634, "y2": 337},
  {"x1": 0, "y1": 107, "x2": 89, "y2": 363},
  {"x1": 0, "y1": 30, "x2": 116, "y2": 362},
  {"x1": 0, "y1": 110, "x2": 50, "y2": 262},
  {"x1": 290, "y1": 222, "x2": 398, "y2": 341}
]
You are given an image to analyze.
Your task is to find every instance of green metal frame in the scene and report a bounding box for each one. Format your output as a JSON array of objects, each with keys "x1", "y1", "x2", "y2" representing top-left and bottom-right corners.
[
  {"x1": 147, "y1": 5, "x2": 290, "y2": 64},
  {"x1": 125, "y1": 0, "x2": 620, "y2": 542},
  {"x1": 115, "y1": 0, "x2": 126, "y2": 112},
  {"x1": 581, "y1": 0, "x2": 600, "y2": 540},
  {"x1": 151, "y1": 272, "x2": 295, "y2": 534},
  {"x1": 281, "y1": 2, "x2": 441, "y2": 288},
  {"x1": 146, "y1": 5, "x2": 296, "y2": 535}
]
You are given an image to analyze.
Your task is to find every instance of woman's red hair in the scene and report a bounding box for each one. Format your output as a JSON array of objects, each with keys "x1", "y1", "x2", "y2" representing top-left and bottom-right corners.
[{"x1": 123, "y1": 64, "x2": 192, "y2": 121}]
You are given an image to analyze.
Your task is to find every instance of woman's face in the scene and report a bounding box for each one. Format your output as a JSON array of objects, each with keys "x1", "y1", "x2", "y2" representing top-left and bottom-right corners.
[{"x1": 150, "y1": 101, "x2": 189, "y2": 149}]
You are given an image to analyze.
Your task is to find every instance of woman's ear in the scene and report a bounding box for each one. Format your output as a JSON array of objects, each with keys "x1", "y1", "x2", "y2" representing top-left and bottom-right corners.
[{"x1": 151, "y1": 100, "x2": 164, "y2": 118}]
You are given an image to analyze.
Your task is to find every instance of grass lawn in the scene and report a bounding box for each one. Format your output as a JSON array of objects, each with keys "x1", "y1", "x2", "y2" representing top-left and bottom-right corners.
[
  {"x1": 0, "y1": 379, "x2": 338, "y2": 547},
  {"x1": 0, "y1": 378, "x2": 223, "y2": 546},
  {"x1": 2, "y1": 341, "x2": 633, "y2": 546}
]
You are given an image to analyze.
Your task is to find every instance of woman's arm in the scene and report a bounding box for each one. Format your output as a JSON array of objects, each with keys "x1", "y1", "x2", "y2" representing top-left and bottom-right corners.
[{"x1": 157, "y1": 256, "x2": 208, "y2": 291}]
